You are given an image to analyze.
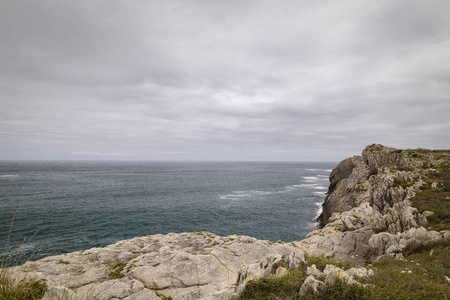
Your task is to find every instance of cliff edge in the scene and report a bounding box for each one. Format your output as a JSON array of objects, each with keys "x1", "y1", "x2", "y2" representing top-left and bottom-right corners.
[{"x1": 294, "y1": 144, "x2": 449, "y2": 261}]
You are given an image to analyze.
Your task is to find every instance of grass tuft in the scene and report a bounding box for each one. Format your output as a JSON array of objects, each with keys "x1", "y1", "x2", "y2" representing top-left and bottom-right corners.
[
  {"x1": 108, "y1": 262, "x2": 127, "y2": 279},
  {"x1": 1, "y1": 212, "x2": 48, "y2": 299},
  {"x1": 0, "y1": 273, "x2": 47, "y2": 300}
]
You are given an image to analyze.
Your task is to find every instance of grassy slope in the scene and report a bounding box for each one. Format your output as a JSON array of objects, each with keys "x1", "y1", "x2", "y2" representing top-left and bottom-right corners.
[{"x1": 409, "y1": 151, "x2": 450, "y2": 232}]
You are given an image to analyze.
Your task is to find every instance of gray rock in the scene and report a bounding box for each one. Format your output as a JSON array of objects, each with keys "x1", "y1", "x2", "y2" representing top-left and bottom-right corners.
[
  {"x1": 431, "y1": 182, "x2": 438, "y2": 190},
  {"x1": 299, "y1": 275, "x2": 326, "y2": 297},
  {"x1": 307, "y1": 264, "x2": 323, "y2": 277},
  {"x1": 10, "y1": 232, "x2": 299, "y2": 300},
  {"x1": 319, "y1": 156, "x2": 371, "y2": 225}
]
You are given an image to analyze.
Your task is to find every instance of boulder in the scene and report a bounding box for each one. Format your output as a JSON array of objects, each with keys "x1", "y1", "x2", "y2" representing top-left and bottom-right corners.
[{"x1": 299, "y1": 275, "x2": 327, "y2": 297}]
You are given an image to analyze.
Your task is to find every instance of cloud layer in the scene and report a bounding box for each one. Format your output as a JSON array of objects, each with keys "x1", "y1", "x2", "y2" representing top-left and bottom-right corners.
[{"x1": 1, "y1": 0, "x2": 449, "y2": 161}]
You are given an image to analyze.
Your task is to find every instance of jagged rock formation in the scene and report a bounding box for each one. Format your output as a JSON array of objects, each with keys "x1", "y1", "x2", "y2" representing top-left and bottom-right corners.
[
  {"x1": 294, "y1": 144, "x2": 449, "y2": 261},
  {"x1": 299, "y1": 264, "x2": 374, "y2": 297},
  {"x1": 8, "y1": 144, "x2": 449, "y2": 299}
]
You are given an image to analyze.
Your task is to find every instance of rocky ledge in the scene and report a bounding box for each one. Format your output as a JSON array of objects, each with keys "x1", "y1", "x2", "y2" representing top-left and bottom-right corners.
[
  {"x1": 9, "y1": 144, "x2": 450, "y2": 299},
  {"x1": 10, "y1": 232, "x2": 300, "y2": 300}
]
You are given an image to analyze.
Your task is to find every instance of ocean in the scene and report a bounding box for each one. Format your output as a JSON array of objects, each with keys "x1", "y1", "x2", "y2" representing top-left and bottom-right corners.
[{"x1": 0, "y1": 161, "x2": 335, "y2": 261}]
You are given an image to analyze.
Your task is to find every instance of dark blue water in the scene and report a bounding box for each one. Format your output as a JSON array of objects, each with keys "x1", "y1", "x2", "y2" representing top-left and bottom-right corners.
[{"x1": 0, "y1": 161, "x2": 335, "y2": 260}]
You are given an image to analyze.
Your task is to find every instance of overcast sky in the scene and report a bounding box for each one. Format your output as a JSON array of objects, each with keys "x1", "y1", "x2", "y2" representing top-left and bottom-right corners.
[{"x1": 1, "y1": 0, "x2": 449, "y2": 161}]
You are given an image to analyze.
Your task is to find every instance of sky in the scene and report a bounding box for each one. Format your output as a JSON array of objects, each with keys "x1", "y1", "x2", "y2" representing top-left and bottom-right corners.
[{"x1": 1, "y1": 0, "x2": 449, "y2": 161}]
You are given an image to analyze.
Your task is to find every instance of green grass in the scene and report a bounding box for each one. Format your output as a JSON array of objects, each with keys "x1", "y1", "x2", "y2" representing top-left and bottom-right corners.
[
  {"x1": 1, "y1": 213, "x2": 48, "y2": 300},
  {"x1": 108, "y1": 262, "x2": 127, "y2": 279},
  {"x1": 392, "y1": 178, "x2": 411, "y2": 189},
  {"x1": 155, "y1": 291, "x2": 174, "y2": 300},
  {"x1": 235, "y1": 239, "x2": 450, "y2": 300},
  {"x1": 0, "y1": 272, "x2": 47, "y2": 300},
  {"x1": 236, "y1": 268, "x2": 307, "y2": 300},
  {"x1": 305, "y1": 254, "x2": 355, "y2": 271},
  {"x1": 410, "y1": 160, "x2": 450, "y2": 232}
]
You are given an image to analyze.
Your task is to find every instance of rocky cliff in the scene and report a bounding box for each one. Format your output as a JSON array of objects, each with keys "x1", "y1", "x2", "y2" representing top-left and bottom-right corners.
[
  {"x1": 8, "y1": 144, "x2": 450, "y2": 299},
  {"x1": 294, "y1": 144, "x2": 449, "y2": 261}
]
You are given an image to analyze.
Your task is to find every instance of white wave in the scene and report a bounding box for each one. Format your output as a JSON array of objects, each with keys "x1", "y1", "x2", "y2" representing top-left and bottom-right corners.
[
  {"x1": 296, "y1": 183, "x2": 318, "y2": 188},
  {"x1": 306, "y1": 222, "x2": 318, "y2": 230},
  {"x1": 313, "y1": 191, "x2": 326, "y2": 196},
  {"x1": 284, "y1": 185, "x2": 303, "y2": 192},
  {"x1": 317, "y1": 175, "x2": 329, "y2": 178},
  {"x1": 314, "y1": 186, "x2": 327, "y2": 190},
  {"x1": 7, "y1": 242, "x2": 37, "y2": 257},
  {"x1": 0, "y1": 174, "x2": 20, "y2": 178},
  {"x1": 314, "y1": 201, "x2": 323, "y2": 219},
  {"x1": 302, "y1": 176, "x2": 320, "y2": 182},
  {"x1": 220, "y1": 190, "x2": 272, "y2": 200},
  {"x1": 306, "y1": 169, "x2": 332, "y2": 173}
]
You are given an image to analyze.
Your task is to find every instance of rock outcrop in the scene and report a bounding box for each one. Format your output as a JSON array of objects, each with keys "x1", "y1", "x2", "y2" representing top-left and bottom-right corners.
[
  {"x1": 8, "y1": 144, "x2": 449, "y2": 299},
  {"x1": 296, "y1": 144, "x2": 449, "y2": 261},
  {"x1": 299, "y1": 264, "x2": 374, "y2": 297},
  {"x1": 10, "y1": 232, "x2": 298, "y2": 300}
]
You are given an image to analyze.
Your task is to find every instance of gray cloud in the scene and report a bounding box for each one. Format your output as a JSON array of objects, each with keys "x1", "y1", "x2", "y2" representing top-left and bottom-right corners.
[{"x1": 1, "y1": 0, "x2": 449, "y2": 161}]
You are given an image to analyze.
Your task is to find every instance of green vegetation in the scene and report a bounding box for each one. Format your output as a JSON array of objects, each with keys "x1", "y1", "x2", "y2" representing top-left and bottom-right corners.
[
  {"x1": 1, "y1": 213, "x2": 48, "y2": 299},
  {"x1": 392, "y1": 178, "x2": 411, "y2": 189},
  {"x1": 236, "y1": 268, "x2": 307, "y2": 300},
  {"x1": 411, "y1": 158, "x2": 450, "y2": 232},
  {"x1": 0, "y1": 273, "x2": 47, "y2": 300},
  {"x1": 155, "y1": 291, "x2": 173, "y2": 300},
  {"x1": 235, "y1": 239, "x2": 450, "y2": 300},
  {"x1": 377, "y1": 226, "x2": 388, "y2": 233},
  {"x1": 305, "y1": 254, "x2": 355, "y2": 271},
  {"x1": 57, "y1": 260, "x2": 69, "y2": 265},
  {"x1": 108, "y1": 262, "x2": 127, "y2": 279}
]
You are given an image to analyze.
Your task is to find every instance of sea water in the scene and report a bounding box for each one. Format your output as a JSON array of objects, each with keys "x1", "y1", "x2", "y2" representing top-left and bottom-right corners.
[{"x1": 0, "y1": 161, "x2": 335, "y2": 260}]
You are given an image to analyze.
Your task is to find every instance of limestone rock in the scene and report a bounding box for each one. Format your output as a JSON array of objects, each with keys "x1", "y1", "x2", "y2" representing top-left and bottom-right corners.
[
  {"x1": 319, "y1": 156, "x2": 371, "y2": 225},
  {"x1": 306, "y1": 145, "x2": 448, "y2": 261},
  {"x1": 236, "y1": 249, "x2": 305, "y2": 289},
  {"x1": 300, "y1": 264, "x2": 374, "y2": 297},
  {"x1": 323, "y1": 264, "x2": 374, "y2": 287},
  {"x1": 299, "y1": 275, "x2": 327, "y2": 297},
  {"x1": 275, "y1": 267, "x2": 288, "y2": 277},
  {"x1": 307, "y1": 264, "x2": 323, "y2": 277},
  {"x1": 10, "y1": 232, "x2": 299, "y2": 300},
  {"x1": 362, "y1": 144, "x2": 409, "y2": 171}
]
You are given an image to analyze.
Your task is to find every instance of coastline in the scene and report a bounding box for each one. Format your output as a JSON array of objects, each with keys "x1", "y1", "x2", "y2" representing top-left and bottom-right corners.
[{"x1": 5, "y1": 144, "x2": 450, "y2": 299}]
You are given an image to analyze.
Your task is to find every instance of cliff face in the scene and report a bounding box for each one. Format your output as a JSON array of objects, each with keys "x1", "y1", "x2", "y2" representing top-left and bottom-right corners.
[
  {"x1": 318, "y1": 155, "x2": 371, "y2": 226},
  {"x1": 9, "y1": 144, "x2": 450, "y2": 300},
  {"x1": 297, "y1": 144, "x2": 449, "y2": 262}
]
